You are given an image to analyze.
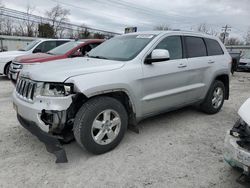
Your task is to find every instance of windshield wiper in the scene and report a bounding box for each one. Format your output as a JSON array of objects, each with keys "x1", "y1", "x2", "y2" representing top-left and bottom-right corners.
[{"x1": 88, "y1": 55, "x2": 108, "y2": 59}]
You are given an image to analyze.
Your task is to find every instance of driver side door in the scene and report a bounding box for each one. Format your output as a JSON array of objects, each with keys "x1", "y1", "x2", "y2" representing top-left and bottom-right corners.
[{"x1": 141, "y1": 35, "x2": 192, "y2": 116}]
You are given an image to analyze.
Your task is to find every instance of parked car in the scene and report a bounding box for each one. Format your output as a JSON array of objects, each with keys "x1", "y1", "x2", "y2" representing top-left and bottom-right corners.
[
  {"x1": 0, "y1": 38, "x2": 71, "y2": 76},
  {"x1": 238, "y1": 51, "x2": 250, "y2": 71},
  {"x1": 228, "y1": 51, "x2": 241, "y2": 74},
  {"x1": 8, "y1": 39, "x2": 104, "y2": 82},
  {"x1": 224, "y1": 98, "x2": 250, "y2": 178},
  {"x1": 12, "y1": 31, "x2": 231, "y2": 162}
]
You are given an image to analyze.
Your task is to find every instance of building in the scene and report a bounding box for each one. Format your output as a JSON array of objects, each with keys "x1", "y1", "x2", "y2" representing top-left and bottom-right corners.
[{"x1": 0, "y1": 35, "x2": 36, "y2": 51}]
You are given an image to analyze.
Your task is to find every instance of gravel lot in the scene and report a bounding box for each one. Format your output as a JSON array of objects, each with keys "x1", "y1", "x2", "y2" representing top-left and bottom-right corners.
[{"x1": 0, "y1": 72, "x2": 250, "y2": 188}]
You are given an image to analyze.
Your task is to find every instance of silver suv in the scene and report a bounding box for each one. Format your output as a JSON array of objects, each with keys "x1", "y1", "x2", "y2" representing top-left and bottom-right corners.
[{"x1": 12, "y1": 31, "x2": 232, "y2": 162}]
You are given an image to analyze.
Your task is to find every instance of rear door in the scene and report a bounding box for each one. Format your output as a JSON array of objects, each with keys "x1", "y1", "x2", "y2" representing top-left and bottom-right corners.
[
  {"x1": 183, "y1": 36, "x2": 213, "y2": 101},
  {"x1": 141, "y1": 35, "x2": 193, "y2": 115}
]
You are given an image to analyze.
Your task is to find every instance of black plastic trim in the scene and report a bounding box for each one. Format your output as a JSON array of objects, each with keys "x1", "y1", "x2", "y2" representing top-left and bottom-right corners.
[{"x1": 17, "y1": 114, "x2": 68, "y2": 163}]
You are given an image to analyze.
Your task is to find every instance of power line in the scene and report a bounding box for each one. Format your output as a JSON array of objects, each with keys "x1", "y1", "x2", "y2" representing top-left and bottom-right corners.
[{"x1": 0, "y1": 7, "x2": 121, "y2": 36}]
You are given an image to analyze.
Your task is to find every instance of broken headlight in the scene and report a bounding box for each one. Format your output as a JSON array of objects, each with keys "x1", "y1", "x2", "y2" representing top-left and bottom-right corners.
[
  {"x1": 230, "y1": 118, "x2": 248, "y2": 138},
  {"x1": 41, "y1": 83, "x2": 74, "y2": 97}
]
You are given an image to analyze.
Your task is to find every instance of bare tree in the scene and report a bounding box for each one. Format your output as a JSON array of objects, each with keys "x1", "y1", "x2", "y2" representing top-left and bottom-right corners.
[
  {"x1": 197, "y1": 23, "x2": 218, "y2": 36},
  {"x1": 4, "y1": 18, "x2": 13, "y2": 35},
  {"x1": 154, "y1": 24, "x2": 171, "y2": 31},
  {"x1": 46, "y1": 4, "x2": 70, "y2": 37},
  {"x1": 16, "y1": 5, "x2": 37, "y2": 37},
  {"x1": 0, "y1": 1, "x2": 5, "y2": 34},
  {"x1": 226, "y1": 37, "x2": 243, "y2": 46},
  {"x1": 76, "y1": 24, "x2": 90, "y2": 39},
  {"x1": 25, "y1": 5, "x2": 36, "y2": 37},
  {"x1": 245, "y1": 28, "x2": 250, "y2": 45}
]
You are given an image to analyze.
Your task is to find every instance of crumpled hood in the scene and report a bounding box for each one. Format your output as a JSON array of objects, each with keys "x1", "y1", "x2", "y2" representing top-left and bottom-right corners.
[
  {"x1": 15, "y1": 53, "x2": 62, "y2": 64},
  {"x1": 20, "y1": 57, "x2": 125, "y2": 82},
  {"x1": 240, "y1": 58, "x2": 250, "y2": 63},
  {"x1": 0, "y1": 51, "x2": 28, "y2": 59},
  {"x1": 238, "y1": 98, "x2": 250, "y2": 125}
]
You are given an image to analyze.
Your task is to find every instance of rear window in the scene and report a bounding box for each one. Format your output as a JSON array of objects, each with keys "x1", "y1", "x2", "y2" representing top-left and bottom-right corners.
[
  {"x1": 204, "y1": 38, "x2": 224, "y2": 56},
  {"x1": 185, "y1": 36, "x2": 207, "y2": 58}
]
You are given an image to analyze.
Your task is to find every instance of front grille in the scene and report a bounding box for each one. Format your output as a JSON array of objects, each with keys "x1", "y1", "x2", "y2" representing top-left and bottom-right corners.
[{"x1": 16, "y1": 78, "x2": 37, "y2": 101}]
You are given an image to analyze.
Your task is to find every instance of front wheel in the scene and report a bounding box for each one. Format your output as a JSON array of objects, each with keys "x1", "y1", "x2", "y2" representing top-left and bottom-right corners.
[
  {"x1": 200, "y1": 80, "x2": 225, "y2": 114},
  {"x1": 4, "y1": 63, "x2": 10, "y2": 76},
  {"x1": 73, "y1": 96, "x2": 128, "y2": 154}
]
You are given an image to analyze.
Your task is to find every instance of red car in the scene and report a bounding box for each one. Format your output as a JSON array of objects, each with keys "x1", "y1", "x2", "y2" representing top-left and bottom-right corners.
[{"x1": 9, "y1": 39, "x2": 104, "y2": 82}]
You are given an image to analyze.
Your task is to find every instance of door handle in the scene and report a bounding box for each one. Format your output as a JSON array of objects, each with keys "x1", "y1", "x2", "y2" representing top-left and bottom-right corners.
[
  {"x1": 178, "y1": 64, "x2": 187, "y2": 68},
  {"x1": 208, "y1": 60, "x2": 215, "y2": 64}
]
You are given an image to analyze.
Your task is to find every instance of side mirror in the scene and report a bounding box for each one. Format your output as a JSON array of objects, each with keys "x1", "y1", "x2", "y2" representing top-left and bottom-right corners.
[
  {"x1": 33, "y1": 48, "x2": 42, "y2": 53},
  {"x1": 145, "y1": 49, "x2": 170, "y2": 64}
]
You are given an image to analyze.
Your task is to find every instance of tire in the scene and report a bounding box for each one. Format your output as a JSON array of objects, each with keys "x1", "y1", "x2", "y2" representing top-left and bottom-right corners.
[
  {"x1": 200, "y1": 80, "x2": 225, "y2": 114},
  {"x1": 4, "y1": 63, "x2": 10, "y2": 76},
  {"x1": 73, "y1": 96, "x2": 128, "y2": 154}
]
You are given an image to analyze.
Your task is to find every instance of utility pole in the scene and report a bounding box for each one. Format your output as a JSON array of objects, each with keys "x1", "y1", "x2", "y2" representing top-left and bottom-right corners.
[{"x1": 221, "y1": 25, "x2": 231, "y2": 44}]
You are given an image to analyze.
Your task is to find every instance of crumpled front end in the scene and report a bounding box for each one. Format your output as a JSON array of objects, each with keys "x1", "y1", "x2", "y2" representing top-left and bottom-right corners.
[
  {"x1": 224, "y1": 119, "x2": 250, "y2": 175},
  {"x1": 224, "y1": 98, "x2": 250, "y2": 177},
  {"x1": 12, "y1": 76, "x2": 81, "y2": 163}
]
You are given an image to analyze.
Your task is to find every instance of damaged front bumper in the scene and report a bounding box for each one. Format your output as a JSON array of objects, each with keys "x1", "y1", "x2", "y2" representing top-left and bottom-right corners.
[
  {"x1": 17, "y1": 114, "x2": 68, "y2": 163},
  {"x1": 224, "y1": 120, "x2": 250, "y2": 175},
  {"x1": 12, "y1": 90, "x2": 74, "y2": 163}
]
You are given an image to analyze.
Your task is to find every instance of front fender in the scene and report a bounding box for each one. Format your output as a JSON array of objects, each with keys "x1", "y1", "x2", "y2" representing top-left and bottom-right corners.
[{"x1": 66, "y1": 69, "x2": 143, "y2": 117}]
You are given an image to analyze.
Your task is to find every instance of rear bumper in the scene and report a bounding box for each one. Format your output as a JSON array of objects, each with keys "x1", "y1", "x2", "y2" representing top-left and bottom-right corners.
[{"x1": 17, "y1": 114, "x2": 68, "y2": 163}]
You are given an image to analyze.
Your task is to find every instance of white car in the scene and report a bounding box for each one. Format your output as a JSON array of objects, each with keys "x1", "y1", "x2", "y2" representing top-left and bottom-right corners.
[
  {"x1": 0, "y1": 39, "x2": 71, "y2": 76},
  {"x1": 224, "y1": 98, "x2": 250, "y2": 178}
]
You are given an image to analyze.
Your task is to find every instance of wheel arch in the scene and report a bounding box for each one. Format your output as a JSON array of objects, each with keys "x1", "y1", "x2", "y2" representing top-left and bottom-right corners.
[
  {"x1": 70, "y1": 89, "x2": 137, "y2": 125},
  {"x1": 4, "y1": 61, "x2": 12, "y2": 75}
]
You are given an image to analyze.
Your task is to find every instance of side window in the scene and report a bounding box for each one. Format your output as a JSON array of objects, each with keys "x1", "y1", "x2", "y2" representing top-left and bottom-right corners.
[
  {"x1": 41, "y1": 41, "x2": 57, "y2": 52},
  {"x1": 33, "y1": 42, "x2": 43, "y2": 53},
  {"x1": 89, "y1": 43, "x2": 101, "y2": 49},
  {"x1": 80, "y1": 44, "x2": 92, "y2": 56},
  {"x1": 155, "y1": 36, "x2": 182, "y2": 60},
  {"x1": 56, "y1": 41, "x2": 69, "y2": 46},
  {"x1": 185, "y1": 36, "x2": 207, "y2": 58},
  {"x1": 204, "y1": 38, "x2": 224, "y2": 56}
]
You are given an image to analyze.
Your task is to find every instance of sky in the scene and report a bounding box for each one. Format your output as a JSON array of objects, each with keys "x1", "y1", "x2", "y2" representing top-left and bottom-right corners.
[{"x1": 2, "y1": 0, "x2": 250, "y2": 39}]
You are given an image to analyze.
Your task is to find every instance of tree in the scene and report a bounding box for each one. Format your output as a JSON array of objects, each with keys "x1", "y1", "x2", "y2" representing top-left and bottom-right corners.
[
  {"x1": 0, "y1": 2, "x2": 5, "y2": 34},
  {"x1": 197, "y1": 23, "x2": 217, "y2": 36},
  {"x1": 46, "y1": 4, "x2": 70, "y2": 37},
  {"x1": 93, "y1": 32, "x2": 105, "y2": 39},
  {"x1": 24, "y1": 5, "x2": 36, "y2": 37},
  {"x1": 76, "y1": 24, "x2": 90, "y2": 39},
  {"x1": 226, "y1": 37, "x2": 243, "y2": 46},
  {"x1": 3, "y1": 18, "x2": 13, "y2": 35},
  {"x1": 38, "y1": 23, "x2": 54, "y2": 38},
  {"x1": 245, "y1": 29, "x2": 250, "y2": 45},
  {"x1": 154, "y1": 24, "x2": 171, "y2": 31}
]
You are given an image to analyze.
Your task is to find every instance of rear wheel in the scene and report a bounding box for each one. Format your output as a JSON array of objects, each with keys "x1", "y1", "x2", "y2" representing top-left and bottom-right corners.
[
  {"x1": 200, "y1": 80, "x2": 225, "y2": 114},
  {"x1": 73, "y1": 96, "x2": 128, "y2": 154}
]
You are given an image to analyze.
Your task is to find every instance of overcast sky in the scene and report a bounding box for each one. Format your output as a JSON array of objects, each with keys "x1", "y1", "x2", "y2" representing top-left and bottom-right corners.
[{"x1": 2, "y1": 0, "x2": 250, "y2": 38}]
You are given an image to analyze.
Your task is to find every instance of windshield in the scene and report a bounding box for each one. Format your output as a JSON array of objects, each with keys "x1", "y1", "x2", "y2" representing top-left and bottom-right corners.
[
  {"x1": 242, "y1": 50, "x2": 250, "y2": 59},
  {"x1": 88, "y1": 34, "x2": 155, "y2": 61},
  {"x1": 19, "y1": 40, "x2": 41, "y2": 51},
  {"x1": 48, "y1": 41, "x2": 82, "y2": 55}
]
